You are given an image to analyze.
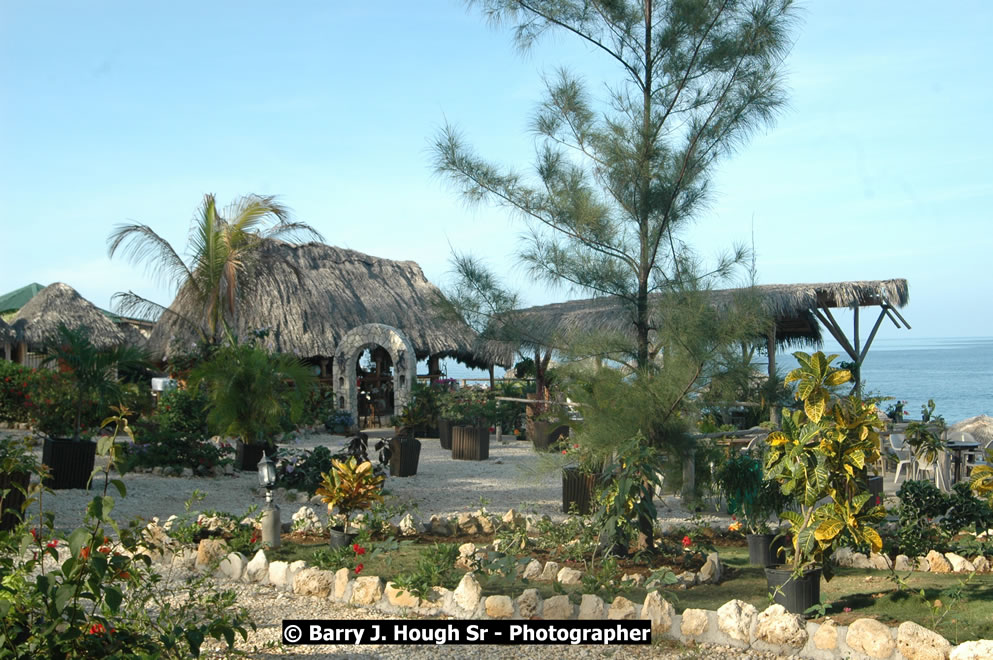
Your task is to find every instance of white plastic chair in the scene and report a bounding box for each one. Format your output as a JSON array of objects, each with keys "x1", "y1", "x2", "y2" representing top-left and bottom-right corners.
[{"x1": 890, "y1": 433, "x2": 914, "y2": 484}]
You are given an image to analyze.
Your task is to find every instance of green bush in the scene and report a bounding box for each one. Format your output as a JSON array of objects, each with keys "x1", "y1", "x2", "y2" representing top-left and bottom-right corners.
[
  {"x1": 28, "y1": 370, "x2": 106, "y2": 438},
  {"x1": 0, "y1": 361, "x2": 34, "y2": 424},
  {"x1": 0, "y1": 493, "x2": 253, "y2": 658},
  {"x1": 148, "y1": 386, "x2": 210, "y2": 440}
]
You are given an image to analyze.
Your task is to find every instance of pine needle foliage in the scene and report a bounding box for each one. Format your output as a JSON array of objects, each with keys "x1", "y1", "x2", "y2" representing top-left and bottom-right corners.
[{"x1": 434, "y1": 0, "x2": 798, "y2": 367}]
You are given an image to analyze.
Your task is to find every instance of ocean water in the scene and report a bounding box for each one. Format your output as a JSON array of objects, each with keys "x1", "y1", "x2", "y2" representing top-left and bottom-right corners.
[
  {"x1": 435, "y1": 336, "x2": 993, "y2": 425},
  {"x1": 778, "y1": 337, "x2": 993, "y2": 425}
]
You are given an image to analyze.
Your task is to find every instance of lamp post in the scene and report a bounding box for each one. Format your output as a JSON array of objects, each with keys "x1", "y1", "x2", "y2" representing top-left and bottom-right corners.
[{"x1": 257, "y1": 453, "x2": 281, "y2": 548}]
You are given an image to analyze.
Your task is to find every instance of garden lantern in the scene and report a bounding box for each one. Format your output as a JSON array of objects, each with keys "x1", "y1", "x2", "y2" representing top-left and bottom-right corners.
[{"x1": 257, "y1": 454, "x2": 281, "y2": 548}]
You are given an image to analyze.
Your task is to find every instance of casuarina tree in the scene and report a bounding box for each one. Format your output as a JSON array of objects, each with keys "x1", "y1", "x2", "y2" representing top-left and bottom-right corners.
[{"x1": 435, "y1": 0, "x2": 797, "y2": 369}]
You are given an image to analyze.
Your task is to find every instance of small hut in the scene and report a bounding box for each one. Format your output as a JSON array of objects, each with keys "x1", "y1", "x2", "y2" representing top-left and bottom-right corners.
[
  {"x1": 0, "y1": 317, "x2": 13, "y2": 361},
  {"x1": 486, "y1": 279, "x2": 910, "y2": 388},
  {"x1": 143, "y1": 241, "x2": 494, "y2": 374},
  {"x1": 9, "y1": 283, "x2": 126, "y2": 366}
]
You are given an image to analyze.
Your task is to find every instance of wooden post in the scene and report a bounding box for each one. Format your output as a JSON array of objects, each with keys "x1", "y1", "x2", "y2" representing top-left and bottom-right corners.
[
  {"x1": 428, "y1": 354, "x2": 440, "y2": 383},
  {"x1": 488, "y1": 364, "x2": 495, "y2": 389},
  {"x1": 767, "y1": 328, "x2": 779, "y2": 426}
]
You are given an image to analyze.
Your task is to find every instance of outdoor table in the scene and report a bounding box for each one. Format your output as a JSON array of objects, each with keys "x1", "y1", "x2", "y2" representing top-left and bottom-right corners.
[{"x1": 945, "y1": 442, "x2": 981, "y2": 484}]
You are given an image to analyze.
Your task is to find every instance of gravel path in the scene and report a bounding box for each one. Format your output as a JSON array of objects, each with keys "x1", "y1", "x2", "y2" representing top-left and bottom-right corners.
[
  {"x1": 10, "y1": 428, "x2": 761, "y2": 659},
  {"x1": 14, "y1": 429, "x2": 730, "y2": 533}
]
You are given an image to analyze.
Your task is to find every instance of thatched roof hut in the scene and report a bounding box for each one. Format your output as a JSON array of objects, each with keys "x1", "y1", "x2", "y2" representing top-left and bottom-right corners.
[
  {"x1": 949, "y1": 415, "x2": 993, "y2": 449},
  {"x1": 0, "y1": 317, "x2": 13, "y2": 343},
  {"x1": 143, "y1": 241, "x2": 491, "y2": 367},
  {"x1": 10, "y1": 282, "x2": 126, "y2": 351},
  {"x1": 483, "y1": 279, "x2": 909, "y2": 366}
]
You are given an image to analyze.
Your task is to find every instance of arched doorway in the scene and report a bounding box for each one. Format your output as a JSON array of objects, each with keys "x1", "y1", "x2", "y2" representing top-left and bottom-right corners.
[{"x1": 333, "y1": 323, "x2": 417, "y2": 428}]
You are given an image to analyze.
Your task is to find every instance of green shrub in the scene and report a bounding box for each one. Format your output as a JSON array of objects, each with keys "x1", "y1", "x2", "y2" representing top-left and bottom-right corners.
[
  {"x1": 0, "y1": 361, "x2": 34, "y2": 424},
  {"x1": 149, "y1": 386, "x2": 210, "y2": 440},
  {"x1": 0, "y1": 493, "x2": 253, "y2": 657},
  {"x1": 896, "y1": 479, "x2": 949, "y2": 558}
]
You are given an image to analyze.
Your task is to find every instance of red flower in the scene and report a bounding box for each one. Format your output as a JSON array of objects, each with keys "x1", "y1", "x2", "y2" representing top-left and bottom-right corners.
[
  {"x1": 681, "y1": 535, "x2": 692, "y2": 549},
  {"x1": 353, "y1": 543, "x2": 366, "y2": 555},
  {"x1": 354, "y1": 563, "x2": 363, "y2": 575},
  {"x1": 46, "y1": 540, "x2": 58, "y2": 549},
  {"x1": 79, "y1": 546, "x2": 91, "y2": 560},
  {"x1": 98, "y1": 546, "x2": 111, "y2": 554},
  {"x1": 88, "y1": 623, "x2": 106, "y2": 635},
  {"x1": 30, "y1": 528, "x2": 39, "y2": 542}
]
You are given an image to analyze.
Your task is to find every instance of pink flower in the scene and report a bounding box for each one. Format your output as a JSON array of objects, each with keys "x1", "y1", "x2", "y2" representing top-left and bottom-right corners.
[{"x1": 843, "y1": 607, "x2": 852, "y2": 613}]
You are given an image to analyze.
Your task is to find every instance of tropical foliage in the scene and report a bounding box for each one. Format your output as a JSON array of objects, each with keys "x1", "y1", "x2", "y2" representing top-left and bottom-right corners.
[
  {"x1": 36, "y1": 325, "x2": 147, "y2": 440},
  {"x1": 107, "y1": 193, "x2": 323, "y2": 344},
  {"x1": 189, "y1": 342, "x2": 314, "y2": 448},
  {"x1": 764, "y1": 351, "x2": 886, "y2": 578},
  {"x1": 316, "y1": 457, "x2": 384, "y2": 531}
]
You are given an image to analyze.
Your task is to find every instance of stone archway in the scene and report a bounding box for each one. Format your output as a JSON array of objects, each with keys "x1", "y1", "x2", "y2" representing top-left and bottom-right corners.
[{"x1": 333, "y1": 323, "x2": 417, "y2": 427}]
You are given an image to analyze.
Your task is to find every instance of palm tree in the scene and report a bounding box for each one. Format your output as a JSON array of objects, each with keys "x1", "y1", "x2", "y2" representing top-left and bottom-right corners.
[{"x1": 107, "y1": 193, "x2": 323, "y2": 344}]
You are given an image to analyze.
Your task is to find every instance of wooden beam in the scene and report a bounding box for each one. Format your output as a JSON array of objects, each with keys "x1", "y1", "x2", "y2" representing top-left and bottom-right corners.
[
  {"x1": 887, "y1": 304, "x2": 912, "y2": 330},
  {"x1": 853, "y1": 306, "x2": 861, "y2": 359},
  {"x1": 883, "y1": 306, "x2": 903, "y2": 329},
  {"x1": 859, "y1": 308, "x2": 889, "y2": 363},
  {"x1": 812, "y1": 306, "x2": 858, "y2": 360}
]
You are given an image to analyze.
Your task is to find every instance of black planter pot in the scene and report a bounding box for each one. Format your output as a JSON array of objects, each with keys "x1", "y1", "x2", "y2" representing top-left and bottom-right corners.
[
  {"x1": 0, "y1": 471, "x2": 31, "y2": 531},
  {"x1": 438, "y1": 418, "x2": 453, "y2": 450},
  {"x1": 451, "y1": 425, "x2": 489, "y2": 461},
  {"x1": 765, "y1": 566, "x2": 822, "y2": 615},
  {"x1": 41, "y1": 438, "x2": 96, "y2": 490},
  {"x1": 532, "y1": 421, "x2": 569, "y2": 452},
  {"x1": 328, "y1": 527, "x2": 358, "y2": 549},
  {"x1": 390, "y1": 437, "x2": 421, "y2": 477},
  {"x1": 746, "y1": 533, "x2": 785, "y2": 567},
  {"x1": 562, "y1": 467, "x2": 599, "y2": 515},
  {"x1": 234, "y1": 441, "x2": 276, "y2": 471}
]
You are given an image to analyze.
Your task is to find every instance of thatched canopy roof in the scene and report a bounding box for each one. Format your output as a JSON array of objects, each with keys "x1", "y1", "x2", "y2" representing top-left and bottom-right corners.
[
  {"x1": 949, "y1": 415, "x2": 993, "y2": 449},
  {"x1": 0, "y1": 317, "x2": 13, "y2": 343},
  {"x1": 10, "y1": 283, "x2": 126, "y2": 350},
  {"x1": 143, "y1": 241, "x2": 490, "y2": 367},
  {"x1": 484, "y1": 279, "x2": 909, "y2": 364}
]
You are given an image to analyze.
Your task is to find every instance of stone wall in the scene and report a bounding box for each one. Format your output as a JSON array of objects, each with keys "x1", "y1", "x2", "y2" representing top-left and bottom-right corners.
[{"x1": 171, "y1": 538, "x2": 991, "y2": 660}]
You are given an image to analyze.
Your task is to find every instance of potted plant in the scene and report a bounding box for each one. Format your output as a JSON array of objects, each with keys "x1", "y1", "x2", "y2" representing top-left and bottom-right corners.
[
  {"x1": 559, "y1": 442, "x2": 604, "y2": 515},
  {"x1": 0, "y1": 433, "x2": 40, "y2": 531},
  {"x1": 532, "y1": 407, "x2": 570, "y2": 453},
  {"x1": 190, "y1": 342, "x2": 314, "y2": 471},
  {"x1": 439, "y1": 387, "x2": 494, "y2": 461},
  {"x1": 325, "y1": 410, "x2": 355, "y2": 435},
  {"x1": 389, "y1": 428, "x2": 422, "y2": 478},
  {"x1": 714, "y1": 451, "x2": 791, "y2": 566},
  {"x1": 33, "y1": 324, "x2": 146, "y2": 490},
  {"x1": 434, "y1": 381, "x2": 459, "y2": 449},
  {"x1": 763, "y1": 351, "x2": 886, "y2": 614},
  {"x1": 315, "y1": 457, "x2": 384, "y2": 547}
]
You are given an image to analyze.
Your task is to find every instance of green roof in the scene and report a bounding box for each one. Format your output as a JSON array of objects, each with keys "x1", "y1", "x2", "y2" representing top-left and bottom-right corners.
[{"x1": 0, "y1": 282, "x2": 45, "y2": 315}]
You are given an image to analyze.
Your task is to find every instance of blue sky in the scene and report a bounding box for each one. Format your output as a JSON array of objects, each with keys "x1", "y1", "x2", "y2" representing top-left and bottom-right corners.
[{"x1": 1, "y1": 1, "x2": 991, "y2": 343}]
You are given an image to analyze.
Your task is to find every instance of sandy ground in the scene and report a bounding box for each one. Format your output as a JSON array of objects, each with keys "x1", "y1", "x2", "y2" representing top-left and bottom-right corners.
[{"x1": 10, "y1": 428, "x2": 724, "y2": 533}]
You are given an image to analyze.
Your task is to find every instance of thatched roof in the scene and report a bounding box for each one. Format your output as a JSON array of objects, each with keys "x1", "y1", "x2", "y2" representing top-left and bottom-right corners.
[
  {"x1": 949, "y1": 415, "x2": 993, "y2": 449},
  {"x1": 143, "y1": 241, "x2": 491, "y2": 367},
  {"x1": 0, "y1": 317, "x2": 13, "y2": 343},
  {"x1": 484, "y1": 279, "x2": 909, "y2": 364},
  {"x1": 10, "y1": 283, "x2": 126, "y2": 350}
]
